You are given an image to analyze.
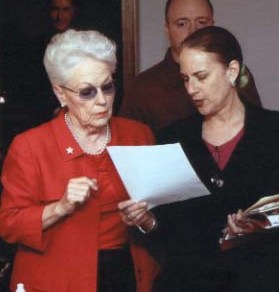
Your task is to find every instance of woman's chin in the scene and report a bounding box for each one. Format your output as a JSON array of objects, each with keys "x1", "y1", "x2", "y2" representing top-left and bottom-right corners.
[{"x1": 87, "y1": 118, "x2": 109, "y2": 129}]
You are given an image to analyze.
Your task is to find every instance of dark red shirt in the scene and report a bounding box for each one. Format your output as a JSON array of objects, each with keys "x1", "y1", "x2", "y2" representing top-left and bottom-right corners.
[{"x1": 205, "y1": 128, "x2": 244, "y2": 170}]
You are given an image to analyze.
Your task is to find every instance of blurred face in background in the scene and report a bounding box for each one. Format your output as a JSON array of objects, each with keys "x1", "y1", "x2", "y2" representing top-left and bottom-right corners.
[
  {"x1": 50, "y1": 0, "x2": 76, "y2": 32},
  {"x1": 165, "y1": 0, "x2": 214, "y2": 62}
]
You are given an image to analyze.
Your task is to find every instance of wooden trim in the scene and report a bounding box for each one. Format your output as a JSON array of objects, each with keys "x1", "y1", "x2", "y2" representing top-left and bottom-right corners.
[{"x1": 121, "y1": 0, "x2": 138, "y2": 93}]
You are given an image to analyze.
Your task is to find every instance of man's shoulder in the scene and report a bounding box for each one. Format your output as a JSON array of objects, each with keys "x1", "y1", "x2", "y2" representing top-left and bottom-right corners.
[
  {"x1": 134, "y1": 59, "x2": 168, "y2": 84},
  {"x1": 122, "y1": 59, "x2": 170, "y2": 101}
]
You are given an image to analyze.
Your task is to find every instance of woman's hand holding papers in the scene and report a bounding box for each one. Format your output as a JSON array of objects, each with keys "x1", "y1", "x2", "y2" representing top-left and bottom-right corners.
[
  {"x1": 118, "y1": 200, "x2": 157, "y2": 233},
  {"x1": 227, "y1": 209, "x2": 270, "y2": 237},
  {"x1": 220, "y1": 209, "x2": 271, "y2": 250}
]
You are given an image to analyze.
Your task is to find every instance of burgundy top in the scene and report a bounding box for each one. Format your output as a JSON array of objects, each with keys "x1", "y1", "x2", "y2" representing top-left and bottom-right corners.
[{"x1": 205, "y1": 128, "x2": 244, "y2": 170}]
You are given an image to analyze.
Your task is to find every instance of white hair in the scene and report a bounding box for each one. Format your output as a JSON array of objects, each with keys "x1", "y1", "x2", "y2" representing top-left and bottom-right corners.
[{"x1": 43, "y1": 29, "x2": 117, "y2": 85}]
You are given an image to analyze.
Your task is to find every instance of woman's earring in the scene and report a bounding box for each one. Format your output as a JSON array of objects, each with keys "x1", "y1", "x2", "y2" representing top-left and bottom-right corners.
[{"x1": 61, "y1": 102, "x2": 66, "y2": 108}]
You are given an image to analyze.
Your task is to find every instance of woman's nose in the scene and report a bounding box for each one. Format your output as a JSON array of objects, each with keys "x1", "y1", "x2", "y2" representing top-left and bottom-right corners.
[
  {"x1": 95, "y1": 89, "x2": 107, "y2": 105},
  {"x1": 186, "y1": 79, "x2": 198, "y2": 96}
]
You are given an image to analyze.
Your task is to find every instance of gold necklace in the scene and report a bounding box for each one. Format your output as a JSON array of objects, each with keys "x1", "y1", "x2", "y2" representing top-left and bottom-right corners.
[{"x1": 64, "y1": 113, "x2": 111, "y2": 155}]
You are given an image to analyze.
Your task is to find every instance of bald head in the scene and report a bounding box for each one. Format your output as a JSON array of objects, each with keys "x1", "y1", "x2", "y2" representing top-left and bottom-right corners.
[
  {"x1": 164, "y1": 0, "x2": 214, "y2": 62},
  {"x1": 165, "y1": 0, "x2": 213, "y2": 22}
]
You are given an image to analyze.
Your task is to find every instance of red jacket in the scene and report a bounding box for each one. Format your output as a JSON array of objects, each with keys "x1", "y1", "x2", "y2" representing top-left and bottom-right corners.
[{"x1": 0, "y1": 113, "x2": 159, "y2": 292}]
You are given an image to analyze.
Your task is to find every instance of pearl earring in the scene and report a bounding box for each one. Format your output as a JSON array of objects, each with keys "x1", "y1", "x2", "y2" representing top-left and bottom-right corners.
[{"x1": 61, "y1": 102, "x2": 66, "y2": 108}]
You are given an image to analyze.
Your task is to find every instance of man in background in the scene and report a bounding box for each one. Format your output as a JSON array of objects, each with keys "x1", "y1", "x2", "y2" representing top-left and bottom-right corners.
[
  {"x1": 119, "y1": 0, "x2": 261, "y2": 136},
  {"x1": 48, "y1": 0, "x2": 80, "y2": 33}
]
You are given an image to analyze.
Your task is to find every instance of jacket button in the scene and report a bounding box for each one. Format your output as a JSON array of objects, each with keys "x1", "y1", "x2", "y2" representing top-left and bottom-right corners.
[{"x1": 210, "y1": 177, "x2": 224, "y2": 188}]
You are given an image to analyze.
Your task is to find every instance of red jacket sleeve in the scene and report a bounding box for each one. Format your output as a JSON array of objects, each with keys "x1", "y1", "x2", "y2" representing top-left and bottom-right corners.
[{"x1": 0, "y1": 135, "x2": 49, "y2": 252}]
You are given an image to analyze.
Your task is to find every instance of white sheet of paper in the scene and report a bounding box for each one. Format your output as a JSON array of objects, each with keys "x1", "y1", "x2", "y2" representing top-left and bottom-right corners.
[{"x1": 107, "y1": 143, "x2": 210, "y2": 209}]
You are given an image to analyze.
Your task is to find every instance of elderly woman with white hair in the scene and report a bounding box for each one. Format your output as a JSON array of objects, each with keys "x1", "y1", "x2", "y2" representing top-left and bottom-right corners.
[{"x1": 0, "y1": 29, "x2": 158, "y2": 292}]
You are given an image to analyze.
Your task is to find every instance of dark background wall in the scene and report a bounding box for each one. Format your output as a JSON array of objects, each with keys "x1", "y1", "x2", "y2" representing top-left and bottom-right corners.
[{"x1": 0, "y1": 0, "x2": 123, "y2": 155}]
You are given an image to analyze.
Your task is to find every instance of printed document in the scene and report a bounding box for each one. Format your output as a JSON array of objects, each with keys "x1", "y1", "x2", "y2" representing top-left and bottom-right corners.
[{"x1": 107, "y1": 143, "x2": 209, "y2": 208}]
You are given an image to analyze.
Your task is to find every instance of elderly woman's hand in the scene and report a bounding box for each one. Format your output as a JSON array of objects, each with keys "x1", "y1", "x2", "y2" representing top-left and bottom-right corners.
[
  {"x1": 56, "y1": 176, "x2": 98, "y2": 215},
  {"x1": 42, "y1": 176, "x2": 98, "y2": 230},
  {"x1": 118, "y1": 200, "x2": 157, "y2": 233},
  {"x1": 227, "y1": 209, "x2": 269, "y2": 236}
]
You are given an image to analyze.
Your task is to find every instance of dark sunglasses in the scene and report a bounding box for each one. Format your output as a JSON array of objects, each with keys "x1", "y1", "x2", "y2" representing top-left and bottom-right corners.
[{"x1": 60, "y1": 81, "x2": 115, "y2": 100}]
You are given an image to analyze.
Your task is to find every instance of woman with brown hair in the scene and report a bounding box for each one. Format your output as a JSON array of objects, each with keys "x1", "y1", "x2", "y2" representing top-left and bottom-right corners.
[{"x1": 119, "y1": 26, "x2": 279, "y2": 292}]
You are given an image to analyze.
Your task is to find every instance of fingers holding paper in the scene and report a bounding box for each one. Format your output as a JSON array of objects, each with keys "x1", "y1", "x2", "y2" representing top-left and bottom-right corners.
[
  {"x1": 118, "y1": 200, "x2": 148, "y2": 225},
  {"x1": 227, "y1": 209, "x2": 269, "y2": 236},
  {"x1": 118, "y1": 200, "x2": 156, "y2": 232},
  {"x1": 227, "y1": 210, "x2": 246, "y2": 235}
]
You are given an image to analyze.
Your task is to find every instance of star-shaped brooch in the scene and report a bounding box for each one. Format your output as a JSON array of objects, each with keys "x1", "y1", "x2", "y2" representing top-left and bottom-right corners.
[{"x1": 66, "y1": 147, "x2": 74, "y2": 155}]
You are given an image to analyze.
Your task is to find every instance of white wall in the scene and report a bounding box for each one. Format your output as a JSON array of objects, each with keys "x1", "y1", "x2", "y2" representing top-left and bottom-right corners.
[
  {"x1": 139, "y1": 0, "x2": 279, "y2": 110},
  {"x1": 138, "y1": 0, "x2": 168, "y2": 72}
]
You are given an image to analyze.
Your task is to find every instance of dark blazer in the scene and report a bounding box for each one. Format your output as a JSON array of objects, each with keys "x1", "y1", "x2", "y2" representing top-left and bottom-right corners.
[{"x1": 139, "y1": 104, "x2": 279, "y2": 292}]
